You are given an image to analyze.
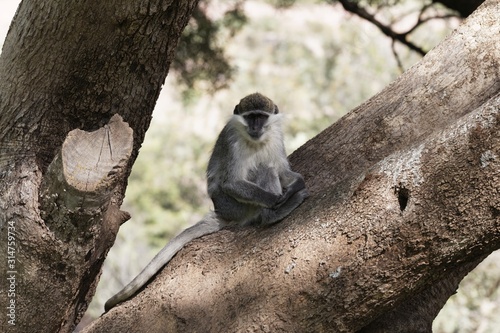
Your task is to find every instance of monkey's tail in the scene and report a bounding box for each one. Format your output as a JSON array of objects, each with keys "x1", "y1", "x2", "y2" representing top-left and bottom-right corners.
[{"x1": 104, "y1": 212, "x2": 222, "y2": 311}]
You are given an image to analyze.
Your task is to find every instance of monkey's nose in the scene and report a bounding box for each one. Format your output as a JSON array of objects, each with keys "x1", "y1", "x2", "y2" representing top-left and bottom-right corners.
[{"x1": 248, "y1": 130, "x2": 262, "y2": 139}]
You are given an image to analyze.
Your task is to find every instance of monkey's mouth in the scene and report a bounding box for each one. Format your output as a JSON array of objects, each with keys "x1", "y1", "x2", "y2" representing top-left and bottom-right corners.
[{"x1": 248, "y1": 130, "x2": 263, "y2": 139}]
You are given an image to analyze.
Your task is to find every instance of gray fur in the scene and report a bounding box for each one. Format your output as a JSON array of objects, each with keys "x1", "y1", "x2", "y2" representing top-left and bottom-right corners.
[{"x1": 104, "y1": 93, "x2": 308, "y2": 311}]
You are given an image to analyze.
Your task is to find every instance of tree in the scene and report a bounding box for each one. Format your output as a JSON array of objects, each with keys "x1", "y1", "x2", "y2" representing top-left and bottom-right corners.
[
  {"x1": 0, "y1": 1, "x2": 198, "y2": 332},
  {"x1": 0, "y1": 2, "x2": 498, "y2": 333}
]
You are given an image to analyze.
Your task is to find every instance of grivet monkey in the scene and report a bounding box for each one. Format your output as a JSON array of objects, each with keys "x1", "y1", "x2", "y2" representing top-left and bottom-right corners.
[{"x1": 105, "y1": 93, "x2": 309, "y2": 311}]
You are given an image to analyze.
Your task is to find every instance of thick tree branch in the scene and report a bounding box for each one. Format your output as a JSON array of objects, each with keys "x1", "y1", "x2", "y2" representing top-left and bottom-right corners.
[
  {"x1": 1, "y1": 115, "x2": 134, "y2": 332},
  {"x1": 40, "y1": 114, "x2": 133, "y2": 241}
]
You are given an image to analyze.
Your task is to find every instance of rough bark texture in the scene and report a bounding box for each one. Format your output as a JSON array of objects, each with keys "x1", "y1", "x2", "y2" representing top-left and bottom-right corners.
[
  {"x1": 0, "y1": 1, "x2": 198, "y2": 332},
  {"x1": 83, "y1": 1, "x2": 499, "y2": 332}
]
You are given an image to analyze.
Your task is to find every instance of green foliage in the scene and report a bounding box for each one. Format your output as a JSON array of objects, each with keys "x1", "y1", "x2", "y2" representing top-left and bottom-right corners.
[
  {"x1": 169, "y1": 0, "x2": 475, "y2": 98},
  {"x1": 171, "y1": 1, "x2": 247, "y2": 98},
  {"x1": 123, "y1": 110, "x2": 212, "y2": 247},
  {"x1": 221, "y1": 1, "x2": 421, "y2": 146}
]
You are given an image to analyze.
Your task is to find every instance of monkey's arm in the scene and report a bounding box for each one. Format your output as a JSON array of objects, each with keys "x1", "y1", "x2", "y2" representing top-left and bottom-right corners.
[{"x1": 221, "y1": 180, "x2": 281, "y2": 208}]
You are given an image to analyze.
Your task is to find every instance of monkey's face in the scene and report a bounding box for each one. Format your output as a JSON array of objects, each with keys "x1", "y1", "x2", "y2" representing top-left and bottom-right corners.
[
  {"x1": 243, "y1": 111, "x2": 270, "y2": 139},
  {"x1": 233, "y1": 93, "x2": 281, "y2": 143}
]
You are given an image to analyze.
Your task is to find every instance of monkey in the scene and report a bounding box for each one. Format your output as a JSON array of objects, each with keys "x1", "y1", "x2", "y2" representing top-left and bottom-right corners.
[{"x1": 104, "y1": 93, "x2": 309, "y2": 311}]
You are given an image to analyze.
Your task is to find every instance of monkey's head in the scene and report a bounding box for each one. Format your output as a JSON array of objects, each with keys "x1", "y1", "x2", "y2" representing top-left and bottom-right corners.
[{"x1": 233, "y1": 93, "x2": 281, "y2": 141}]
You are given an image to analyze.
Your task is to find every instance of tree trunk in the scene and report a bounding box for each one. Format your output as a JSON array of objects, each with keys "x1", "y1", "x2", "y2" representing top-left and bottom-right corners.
[
  {"x1": 82, "y1": 1, "x2": 499, "y2": 332},
  {"x1": 0, "y1": 1, "x2": 198, "y2": 332}
]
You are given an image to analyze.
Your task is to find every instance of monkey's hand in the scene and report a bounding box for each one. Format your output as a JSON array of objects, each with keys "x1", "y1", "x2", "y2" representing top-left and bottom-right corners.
[
  {"x1": 277, "y1": 170, "x2": 307, "y2": 201},
  {"x1": 222, "y1": 180, "x2": 282, "y2": 208},
  {"x1": 260, "y1": 188, "x2": 309, "y2": 225},
  {"x1": 275, "y1": 182, "x2": 308, "y2": 208}
]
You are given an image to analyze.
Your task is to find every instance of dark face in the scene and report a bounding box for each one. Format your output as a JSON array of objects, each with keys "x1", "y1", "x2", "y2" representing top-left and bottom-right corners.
[{"x1": 243, "y1": 111, "x2": 269, "y2": 139}]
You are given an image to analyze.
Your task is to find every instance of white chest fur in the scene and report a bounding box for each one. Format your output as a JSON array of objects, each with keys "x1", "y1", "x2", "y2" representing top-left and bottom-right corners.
[{"x1": 233, "y1": 127, "x2": 287, "y2": 181}]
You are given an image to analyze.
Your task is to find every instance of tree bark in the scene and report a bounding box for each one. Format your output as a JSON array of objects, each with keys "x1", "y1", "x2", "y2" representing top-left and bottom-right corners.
[
  {"x1": 0, "y1": 1, "x2": 198, "y2": 332},
  {"x1": 82, "y1": 1, "x2": 499, "y2": 332}
]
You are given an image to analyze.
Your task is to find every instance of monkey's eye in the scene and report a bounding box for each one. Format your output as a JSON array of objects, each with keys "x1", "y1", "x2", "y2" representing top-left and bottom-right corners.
[
  {"x1": 244, "y1": 114, "x2": 268, "y2": 128},
  {"x1": 243, "y1": 113, "x2": 269, "y2": 121}
]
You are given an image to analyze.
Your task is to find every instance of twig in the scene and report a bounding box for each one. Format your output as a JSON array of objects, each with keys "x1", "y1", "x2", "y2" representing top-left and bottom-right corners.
[{"x1": 337, "y1": 0, "x2": 426, "y2": 56}]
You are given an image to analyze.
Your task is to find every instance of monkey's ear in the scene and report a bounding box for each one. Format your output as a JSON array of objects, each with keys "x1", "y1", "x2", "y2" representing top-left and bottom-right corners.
[{"x1": 274, "y1": 105, "x2": 279, "y2": 114}]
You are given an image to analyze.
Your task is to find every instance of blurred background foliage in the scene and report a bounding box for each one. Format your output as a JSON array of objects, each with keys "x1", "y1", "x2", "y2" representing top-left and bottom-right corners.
[{"x1": 1, "y1": 0, "x2": 496, "y2": 331}]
